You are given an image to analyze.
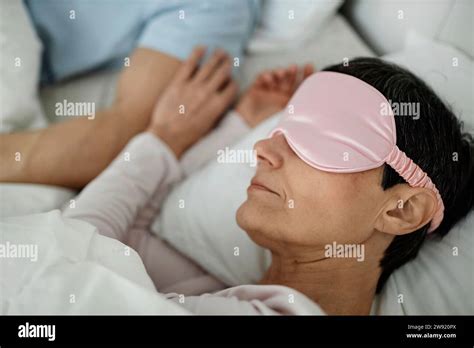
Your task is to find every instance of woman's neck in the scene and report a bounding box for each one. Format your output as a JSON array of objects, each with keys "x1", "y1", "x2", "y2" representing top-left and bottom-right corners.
[{"x1": 259, "y1": 250, "x2": 382, "y2": 315}]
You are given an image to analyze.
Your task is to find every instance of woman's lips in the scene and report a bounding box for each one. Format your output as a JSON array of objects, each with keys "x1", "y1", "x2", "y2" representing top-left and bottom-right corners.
[{"x1": 248, "y1": 179, "x2": 278, "y2": 195}]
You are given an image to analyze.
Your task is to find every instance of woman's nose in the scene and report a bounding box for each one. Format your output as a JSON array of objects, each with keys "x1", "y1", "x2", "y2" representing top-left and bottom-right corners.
[{"x1": 254, "y1": 134, "x2": 285, "y2": 168}]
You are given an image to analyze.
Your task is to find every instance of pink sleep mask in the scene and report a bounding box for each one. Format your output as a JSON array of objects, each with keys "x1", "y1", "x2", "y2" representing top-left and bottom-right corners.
[{"x1": 269, "y1": 71, "x2": 444, "y2": 233}]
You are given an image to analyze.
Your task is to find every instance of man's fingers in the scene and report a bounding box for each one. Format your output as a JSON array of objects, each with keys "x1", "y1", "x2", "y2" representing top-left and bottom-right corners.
[
  {"x1": 255, "y1": 77, "x2": 265, "y2": 88},
  {"x1": 174, "y1": 46, "x2": 206, "y2": 82},
  {"x1": 258, "y1": 72, "x2": 272, "y2": 89},
  {"x1": 194, "y1": 49, "x2": 229, "y2": 82},
  {"x1": 293, "y1": 63, "x2": 314, "y2": 86},
  {"x1": 262, "y1": 71, "x2": 277, "y2": 89},
  {"x1": 250, "y1": 62, "x2": 313, "y2": 93},
  {"x1": 276, "y1": 68, "x2": 286, "y2": 81},
  {"x1": 283, "y1": 65, "x2": 298, "y2": 93},
  {"x1": 303, "y1": 63, "x2": 315, "y2": 78},
  {"x1": 255, "y1": 73, "x2": 268, "y2": 88}
]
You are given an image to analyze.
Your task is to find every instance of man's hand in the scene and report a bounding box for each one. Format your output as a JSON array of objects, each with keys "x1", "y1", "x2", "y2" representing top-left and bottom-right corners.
[
  {"x1": 236, "y1": 64, "x2": 314, "y2": 128},
  {"x1": 147, "y1": 47, "x2": 238, "y2": 158}
]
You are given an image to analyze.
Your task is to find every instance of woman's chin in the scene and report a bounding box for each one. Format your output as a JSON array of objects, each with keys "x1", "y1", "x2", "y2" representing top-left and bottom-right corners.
[{"x1": 236, "y1": 200, "x2": 263, "y2": 232}]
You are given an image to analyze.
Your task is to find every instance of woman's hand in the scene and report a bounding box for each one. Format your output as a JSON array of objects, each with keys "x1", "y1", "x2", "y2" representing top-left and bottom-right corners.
[
  {"x1": 236, "y1": 64, "x2": 314, "y2": 128},
  {"x1": 147, "y1": 47, "x2": 237, "y2": 158}
]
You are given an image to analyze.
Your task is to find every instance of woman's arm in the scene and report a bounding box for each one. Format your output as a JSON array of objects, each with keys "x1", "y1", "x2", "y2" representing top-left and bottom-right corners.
[
  {"x1": 62, "y1": 132, "x2": 182, "y2": 241},
  {"x1": 63, "y1": 47, "x2": 237, "y2": 240}
]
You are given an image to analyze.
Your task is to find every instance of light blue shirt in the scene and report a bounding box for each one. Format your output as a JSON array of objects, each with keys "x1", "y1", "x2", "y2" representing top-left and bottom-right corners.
[{"x1": 25, "y1": 0, "x2": 260, "y2": 83}]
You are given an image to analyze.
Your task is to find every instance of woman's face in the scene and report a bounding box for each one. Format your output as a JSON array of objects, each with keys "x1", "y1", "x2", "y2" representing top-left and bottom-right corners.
[{"x1": 236, "y1": 133, "x2": 388, "y2": 256}]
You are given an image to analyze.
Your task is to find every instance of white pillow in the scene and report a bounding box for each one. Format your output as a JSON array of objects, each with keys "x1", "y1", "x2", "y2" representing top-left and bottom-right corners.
[
  {"x1": 247, "y1": 0, "x2": 343, "y2": 53},
  {"x1": 0, "y1": 0, "x2": 47, "y2": 132},
  {"x1": 344, "y1": 0, "x2": 473, "y2": 59},
  {"x1": 153, "y1": 39, "x2": 473, "y2": 314},
  {"x1": 384, "y1": 31, "x2": 473, "y2": 132},
  {"x1": 374, "y1": 35, "x2": 473, "y2": 314},
  {"x1": 153, "y1": 116, "x2": 276, "y2": 286}
]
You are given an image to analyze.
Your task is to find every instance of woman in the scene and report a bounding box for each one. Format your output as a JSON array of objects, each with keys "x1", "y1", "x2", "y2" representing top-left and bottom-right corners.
[{"x1": 63, "y1": 48, "x2": 473, "y2": 315}]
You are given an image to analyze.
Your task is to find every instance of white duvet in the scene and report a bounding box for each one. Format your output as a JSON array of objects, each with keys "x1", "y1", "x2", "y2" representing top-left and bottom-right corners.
[{"x1": 0, "y1": 210, "x2": 189, "y2": 314}]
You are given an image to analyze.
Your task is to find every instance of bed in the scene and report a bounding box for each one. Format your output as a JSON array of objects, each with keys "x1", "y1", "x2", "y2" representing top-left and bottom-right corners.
[{"x1": 1, "y1": 0, "x2": 473, "y2": 315}]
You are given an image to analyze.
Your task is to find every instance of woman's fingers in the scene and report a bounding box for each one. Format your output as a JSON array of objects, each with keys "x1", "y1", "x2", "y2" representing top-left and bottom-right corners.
[
  {"x1": 207, "y1": 59, "x2": 232, "y2": 92},
  {"x1": 203, "y1": 79, "x2": 237, "y2": 124},
  {"x1": 174, "y1": 46, "x2": 206, "y2": 82},
  {"x1": 194, "y1": 49, "x2": 229, "y2": 82},
  {"x1": 217, "y1": 79, "x2": 238, "y2": 109}
]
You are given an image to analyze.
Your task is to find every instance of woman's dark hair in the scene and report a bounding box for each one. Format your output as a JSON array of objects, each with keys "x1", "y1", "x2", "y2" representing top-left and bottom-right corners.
[{"x1": 323, "y1": 58, "x2": 474, "y2": 292}]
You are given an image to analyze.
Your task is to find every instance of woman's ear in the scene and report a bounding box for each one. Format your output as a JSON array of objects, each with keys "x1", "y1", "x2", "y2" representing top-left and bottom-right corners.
[{"x1": 374, "y1": 186, "x2": 437, "y2": 236}]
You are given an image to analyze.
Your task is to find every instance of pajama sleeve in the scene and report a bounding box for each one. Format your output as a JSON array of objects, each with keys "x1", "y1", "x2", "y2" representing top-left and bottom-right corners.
[
  {"x1": 62, "y1": 132, "x2": 183, "y2": 242},
  {"x1": 165, "y1": 284, "x2": 326, "y2": 315}
]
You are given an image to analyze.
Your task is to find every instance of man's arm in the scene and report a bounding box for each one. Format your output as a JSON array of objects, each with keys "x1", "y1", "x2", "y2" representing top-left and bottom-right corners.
[
  {"x1": 0, "y1": 48, "x2": 181, "y2": 188},
  {"x1": 63, "y1": 47, "x2": 235, "y2": 241}
]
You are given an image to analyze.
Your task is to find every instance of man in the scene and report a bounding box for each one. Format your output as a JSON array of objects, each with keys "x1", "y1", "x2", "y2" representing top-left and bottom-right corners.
[{"x1": 0, "y1": 0, "x2": 260, "y2": 188}]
